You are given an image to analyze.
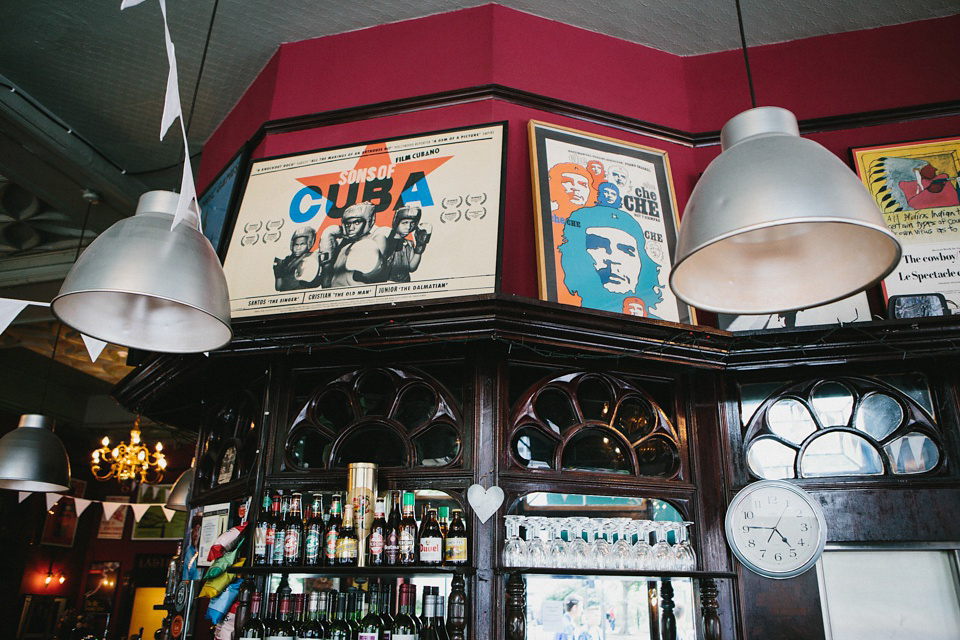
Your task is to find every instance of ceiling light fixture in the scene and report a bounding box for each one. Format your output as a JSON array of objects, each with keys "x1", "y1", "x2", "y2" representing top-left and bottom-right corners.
[
  {"x1": 91, "y1": 416, "x2": 167, "y2": 488},
  {"x1": 669, "y1": 0, "x2": 901, "y2": 315},
  {"x1": 165, "y1": 464, "x2": 194, "y2": 511}
]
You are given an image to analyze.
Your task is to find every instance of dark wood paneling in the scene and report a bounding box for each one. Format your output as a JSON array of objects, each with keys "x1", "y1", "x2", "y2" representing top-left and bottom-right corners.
[{"x1": 739, "y1": 568, "x2": 827, "y2": 640}]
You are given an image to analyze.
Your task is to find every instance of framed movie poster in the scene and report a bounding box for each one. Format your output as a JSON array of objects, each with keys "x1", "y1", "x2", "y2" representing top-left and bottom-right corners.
[
  {"x1": 529, "y1": 121, "x2": 691, "y2": 324},
  {"x1": 222, "y1": 123, "x2": 507, "y2": 318},
  {"x1": 717, "y1": 291, "x2": 873, "y2": 332},
  {"x1": 198, "y1": 143, "x2": 249, "y2": 256},
  {"x1": 852, "y1": 136, "x2": 960, "y2": 313}
]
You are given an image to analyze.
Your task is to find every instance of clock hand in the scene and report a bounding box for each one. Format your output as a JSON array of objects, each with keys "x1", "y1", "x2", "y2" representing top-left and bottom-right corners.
[
  {"x1": 771, "y1": 504, "x2": 789, "y2": 530},
  {"x1": 772, "y1": 527, "x2": 790, "y2": 545}
]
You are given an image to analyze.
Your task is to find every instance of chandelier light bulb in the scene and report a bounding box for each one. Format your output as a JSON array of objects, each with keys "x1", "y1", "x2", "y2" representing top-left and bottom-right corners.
[
  {"x1": 155, "y1": 442, "x2": 162, "y2": 452},
  {"x1": 101, "y1": 436, "x2": 110, "y2": 447}
]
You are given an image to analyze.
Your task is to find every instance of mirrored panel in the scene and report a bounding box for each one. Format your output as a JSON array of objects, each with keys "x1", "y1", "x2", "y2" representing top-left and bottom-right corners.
[
  {"x1": 746, "y1": 436, "x2": 797, "y2": 480},
  {"x1": 513, "y1": 427, "x2": 557, "y2": 470},
  {"x1": 413, "y1": 423, "x2": 460, "y2": 466},
  {"x1": 356, "y1": 369, "x2": 396, "y2": 416},
  {"x1": 576, "y1": 376, "x2": 614, "y2": 422},
  {"x1": 561, "y1": 429, "x2": 631, "y2": 474},
  {"x1": 614, "y1": 395, "x2": 655, "y2": 442},
  {"x1": 535, "y1": 388, "x2": 580, "y2": 434},
  {"x1": 316, "y1": 389, "x2": 355, "y2": 431},
  {"x1": 884, "y1": 433, "x2": 940, "y2": 474},
  {"x1": 634, "y1": 435, "x2": 679, "y2": 478},
  {"x1": 287, "y1": 427, "x2": 330, "y2": 470},
  {"x1": 811, "y1": 381, "x2": 855, "y2": 428},
  {"x1": 768, "y1": 398, "x2": 817, "y2": 445},
  {"x1": 335, "y1": 423, "x2": 407, "y2": 467},
  {"x1": 801, "y1": 431, "x2": 884, "y2": 477},
  {"x1": 854, "y1": 393, "x2": 903, "y2": 441},
  {"x1": 394, "y1": 384, "x2": 437, "y2": 430}
]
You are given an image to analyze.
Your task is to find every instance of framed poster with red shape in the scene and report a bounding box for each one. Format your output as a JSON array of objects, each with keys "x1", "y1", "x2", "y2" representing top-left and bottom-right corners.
[
  {"x1": 528, "y1": 121, "x2": 691, "y2": 324},
  {"x1": 852, "y1": 136, "x2": 960, "y2": 315}
]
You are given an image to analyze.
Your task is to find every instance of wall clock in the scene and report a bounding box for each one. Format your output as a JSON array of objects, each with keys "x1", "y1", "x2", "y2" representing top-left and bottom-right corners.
[{"x1": 724, "y1": 479, "x2": 827, "y2": 579}]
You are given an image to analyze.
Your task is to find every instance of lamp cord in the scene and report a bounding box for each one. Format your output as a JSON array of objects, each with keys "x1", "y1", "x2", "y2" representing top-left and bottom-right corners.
[{"x1": 735, "y1": 0, "x2": 758, "y2": 109}]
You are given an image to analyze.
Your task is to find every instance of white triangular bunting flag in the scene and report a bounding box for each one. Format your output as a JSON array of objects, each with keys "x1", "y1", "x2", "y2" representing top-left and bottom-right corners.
[
  {"x1": 158, "y1": 0, "x2": 182, "y2": 141},
  {"x1": 74, "y1": 498, "x2": 92, "y2": 517},
  {"x1": 18, "y1": 491, "x2": 31, "y2": 503},
  {"x1": 172, "y1": 128, "x2": 200, "y2": 230},
  {"x1": 0, "y1": 299, "x2": 29, "y2": 336},
  {"x1": 101, "y1": 501, "x2": 124, "y2": 521},
  {"x1": 120, "y1": 0, "x2": 149, "y2": 9},
  {"x1": 161, "y1": 506, "x2": 176, "y2": 522},
  {"x1": 131, "y1": 503, "x2": 153, "y2": 522},
  {"x1": 80, "y1": 334, "x2": 108, "y2": 363},
  {"x1": 46, "y1": 493, "x2": 62, "y2": 510}
]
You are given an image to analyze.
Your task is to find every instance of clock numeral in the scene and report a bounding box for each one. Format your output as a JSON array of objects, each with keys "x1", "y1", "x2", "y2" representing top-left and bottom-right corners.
[
  {"x1": 798, "y1": 539, "x2": 807, "y2": 547},
  {"x1": 774, "y1": 552, "x2": 783, "y2": 561},
  {"x1": 768, "y1": 495, "x2": 778, "y2": 504},
  {"x1": 741, "y1": 525, "x2": 750, "y2": 533},
  {"x1": 753, "y1": 499, "x2": 761, "y2": 509},
  {"x1": 747, "y1": 539, "x2": 756, "y2": 548},
  {"x1": 743, "y1": 510, "x2": 755, "y2": 520},
  {"x1": 789, "y1": 549, "x2": 797, "y2": 558},
  {"x1": 800, "y1": 523, "x2": 809, "y2": 532},
  {"x1": 796, "y1": 509, "x2": 804, "y2": 517},
  {"x1": 760, "y1": 550, "x2": 766, "y2": 558}
]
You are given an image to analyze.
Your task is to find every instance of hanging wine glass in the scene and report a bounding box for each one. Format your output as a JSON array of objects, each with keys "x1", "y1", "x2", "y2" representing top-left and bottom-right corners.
[
  {"x1": 526, "y1": 516, "x2": 547, "y2": 568},
  {"x1": 547, "y1": 518, "x2": 571, "y2": 569},
  {"x1": 591, "y1": 519, "x2": 611, "y2": 570},
  {"x1": 653, "y1": 522, "x2": 675, "y2": 571},
  {"x1": 611, "y1": 518, "x2": 634, "y2": 571},
  {"x1": 674, "y1": 521, "x2": 697, "y2": 571},
  {"x1": 634, "y1": 520, "x2": 653, "y2": 571},
  {"x1": 569, "y1": 517, "x2": 593, "y2": 569},
  {"x1": 502, "y1": 515, "x2": 528, "y2": 567}
]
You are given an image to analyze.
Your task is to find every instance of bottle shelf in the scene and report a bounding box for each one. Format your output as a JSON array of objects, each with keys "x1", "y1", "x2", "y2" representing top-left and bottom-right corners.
[
  {"x1": 238, "y1": 564, "x2": 477, "y2": 576},
  {"x1": 495, "y1": 567, "x2": 736, "y2": 579}
]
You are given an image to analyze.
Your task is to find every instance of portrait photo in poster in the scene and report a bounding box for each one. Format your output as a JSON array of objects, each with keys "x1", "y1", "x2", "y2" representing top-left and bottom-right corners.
[
  {"x1": 852, "y1": 136, "x2": 960, "y2": 314},
  {"x1": 222, "y1": 123, "x2": 506, "y2": 318},
  {"x1": 528, "y1": 121, "x2": 691, "y2": 324}
]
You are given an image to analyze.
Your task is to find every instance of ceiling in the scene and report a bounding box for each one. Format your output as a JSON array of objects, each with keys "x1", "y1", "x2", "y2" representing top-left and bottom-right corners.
[{"x1": 0, "y1": 0, "x2": 956, "y2": 430}]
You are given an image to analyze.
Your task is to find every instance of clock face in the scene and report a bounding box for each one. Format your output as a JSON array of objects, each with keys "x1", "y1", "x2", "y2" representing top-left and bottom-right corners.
[{"x1": 724, "y1": 480, "x2": 827, "y2": 579}]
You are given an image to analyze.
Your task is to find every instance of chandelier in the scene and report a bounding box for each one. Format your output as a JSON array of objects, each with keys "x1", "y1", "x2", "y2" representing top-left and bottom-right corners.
[{"x1": 91, "y1": 418, "x2": 167, "y2": 486}]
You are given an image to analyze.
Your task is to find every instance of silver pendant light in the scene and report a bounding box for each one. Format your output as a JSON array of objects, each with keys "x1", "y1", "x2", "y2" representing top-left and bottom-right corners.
[
  {"x1": 165, "y1": 465, "x2": 193, "y2": 511},
  {"x1": 0, "y1": 414, "x2": 71, "y2": 492},
  {"x1": 51, "y1": 190, "x2": 232, "y2": 353},
  {"x1": 669, "y1": 1, "x2": 901, "y2": 315}
]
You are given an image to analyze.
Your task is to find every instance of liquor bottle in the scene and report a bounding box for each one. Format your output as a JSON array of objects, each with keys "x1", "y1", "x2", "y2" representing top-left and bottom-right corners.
[
  {"x1": 239, "y1": 591, "x2": 266, "y2": 639},
  {"x1": 298, "y1": 591, "x2": 323, "y2": 639},
  {"x1": 265, "y1": 591, "x2": 295, "y2": 640},
  {"x1": 445, "y1": 574, "x2": 467, "y2": 640},
  {"x1": 315, "y1": 590, "x2": 332, "y2": 639},
  {"x1": 419, "y1": 594, "x2": 439, "y2": 640},
  {"x1": 390, "y1": 584, "x2": 418, "y2": 640},
  {"x1": 254, "y1": 493, "x2": 272, "y2": 564},
  {"x1": 419, "y1": 509, "x2": 443, "y2": 566},
  {"x1": 292, "y1": 594, "x2": 306, "y2": 637},
  {"x1": 359, "y1": 585, "x2": 384, "y2": 640},
  {"x1": 379, "y1": 584, "x2": 395, "y2": 640},
  {"x1": 284, "y1": 493, "x2": 304, "y2": 565},
  {"x1": 329, "y1": 591, "x2": 351, "y2": 640},
  {"x1": 305, "y1": 494, "x2": 326, "y2": 566},
  {"x1": 398, "y1": 492, "x2": 418, "y2": 565},
  {"x1": 434, "y1": 595, "x2": 450, "y2": 640},
  {"x1": 445, "y1": 509, "x2": 468, "y2": 566},
  {"x1": 368, "y1": 498, "x2": 387, "y2": 566},
  {"x1": 325, "y1": 495, "x2": 343, "y2": 566},
  {"x1": 417, "y1": 587, "x2": 435, "y2": 630},
  {"x1": 263, "y1": 593, "x2": 278, "y2": 633},
  {"x1": 346, "y1": 591, "x2": 362, "y2": 637},
  {"x1": 437, "y1": 506, "x2": 450, "y2": 539},
  {"x1": 336, "y1": 502, "x2": 360, "y2": 565},
  {"x1": 384, "y1": 491, "x2": 402, "y2": 566},
  {"x1": 264, "y1": 494, "x2": 282, "y2": 565},
  {"x1": 272, "y1": 495, "x2": 290, "y2": 566}
]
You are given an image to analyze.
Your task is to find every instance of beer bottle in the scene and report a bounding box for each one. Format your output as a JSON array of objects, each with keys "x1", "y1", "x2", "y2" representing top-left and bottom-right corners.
[
  {"x1": 336, "y1": 501, "x2": 359, "y2": 566},
  {"x1": 384, "y1": 491, "x2": 402, "y2": 566},
  {"x1": 419, "y1": 509, "x2": 443, "y2": 566},
  {"x1": 283, "y1": 493, "x2": 304, "y2": 565},
  {"x1": 304, "y1": 494, "x2": 325, "y2": 566},
  {"x1": 398, "y1": 492, "x2": 418, "y2": 565},
  {"x1": 368, "y1": 498, "x2": 388, "y2": 566},
  {"x1": 445, "y1": 509, "x2": 468, "y2": 566},
  {"x1": 272, "y1": 495, "x2": 290, "y2": 566},
  {"x1": 324, "y1": 494, "x2": 343, "y2": 566},
  {"x1": 437, "y1": 506, "x2": 450, "y2": 538},
  {"x1": 254, "y1": 493, "x2": 272, "y2": 565},
  {"x1": 264, "y1": 494, "x2": 282, "y2": 565}
]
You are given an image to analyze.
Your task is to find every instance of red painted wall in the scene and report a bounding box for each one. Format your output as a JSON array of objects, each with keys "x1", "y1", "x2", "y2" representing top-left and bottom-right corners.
[{"x1": 197, "y1": 5, "x2": 960, "y2": 301}]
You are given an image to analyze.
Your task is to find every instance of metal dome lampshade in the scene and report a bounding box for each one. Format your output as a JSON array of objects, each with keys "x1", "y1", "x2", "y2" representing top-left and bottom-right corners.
[
  {"x1": 51, "y1": 191, "x2": 232, "y2": 353},
  {"x1": 165, "y1": 466, "x2": 193, "y2": 511},
  {"x1": 670, "y1": 107, "x2": 901, "y2": 314},
  {"x1": 0, "y1": 414, "x2": 71, "y2": 492}
]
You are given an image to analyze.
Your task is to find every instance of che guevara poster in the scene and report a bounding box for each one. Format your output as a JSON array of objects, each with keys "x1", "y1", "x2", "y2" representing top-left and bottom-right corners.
[
  {"x1": 529, "y1": 121, "x2": 691, "y2": 324},
  {"x1": 222, "y1": 123, "x2": 506, "y2": 318}
]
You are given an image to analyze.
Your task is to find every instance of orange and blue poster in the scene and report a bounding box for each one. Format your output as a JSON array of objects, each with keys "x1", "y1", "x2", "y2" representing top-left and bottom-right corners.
[
  {"x1": 853, "y1": 136, "x2": 960, "y2": 313},
  {"x1": 529, "y1": 121, "x2": 690, "y2": 324}
]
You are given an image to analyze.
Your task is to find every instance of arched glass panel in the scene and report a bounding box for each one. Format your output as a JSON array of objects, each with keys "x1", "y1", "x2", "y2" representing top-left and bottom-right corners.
[
  {"x1": 335, "y1": 424, "x2": 407, "y2": 467},
  {"x1": 614, "y1": 395, "x2": 655, "y2": 442},
  {"x1": 561, "y1": 430, "x2": 631, "y2": 474},
  {"x1": 884, "y1": 433, "x2": 939, "y2": 474},
  {"x1": 854, "y1": 393, "x2": 903, "y2": 441},
  {"x1": 535, "y1": 388, "x2": 579, "y2": 434},
  {"x1": 513, "y1": 427, "x2": 557, "y2": 470},
  {"x1": 811, "y1": 381, "x2": 855, "y2": 428},
  {"x1": 576, "y1": 376, "x2": 614, "y2": 422},
  {"x1": 634, "y1": 435, "x2": 679, "y2": 477},
  {"x1": 316, "y1": 389, "x2": 355, "y2": 431},
  {"x1": 767, "y1": 398, "x2": 817, "y2": 445},
  {"x1": 287, "y1": 428, "x2": 330, "y2": 470},
  {"x1": 801, "y1": 431, "x2": 883, "y2": 477},
  {"x1": 394, "y1": 384, "x2": 437, "y2": 430},
  {"x1": 356, "y1": 370, "x2": 396, "y2": 416},
  {"x1": 413, "y1": 423, "x2": 460, "y2": 466},
  {"x1": 746, "y1": 437, "x2": 797, "y2": 480}
]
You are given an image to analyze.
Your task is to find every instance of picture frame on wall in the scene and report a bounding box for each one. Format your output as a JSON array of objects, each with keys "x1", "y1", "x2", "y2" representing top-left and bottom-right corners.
[
  {"x1": 40, "y1": 497, "x2": 78, "y2": 547},
  {"x1": 717, "y1": 291, "x2": 873, "y2": 332},
  {"x1": 528, "y1": 120, "x2": 692, "y2": 324},
  {"x1": 851, "y1": 136, "x2": 960, "y2": 315},
  {"x1": 198, "y1": 142, "x2": 251, "y2": 257},
  {"x1": 221, "y1": 122, "x2": 507, "y2": 319}
]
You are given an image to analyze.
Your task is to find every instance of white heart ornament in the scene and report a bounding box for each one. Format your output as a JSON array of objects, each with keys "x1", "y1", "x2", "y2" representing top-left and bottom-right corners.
[{"x1": 467, "y1": 484, "x2": 504, "y2": 523}]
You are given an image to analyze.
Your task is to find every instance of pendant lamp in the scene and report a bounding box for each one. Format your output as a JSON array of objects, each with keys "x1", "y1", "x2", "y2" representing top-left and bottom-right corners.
[
  {"x1": 669, "y1": 3, "x2": 901, "y2": 315},
  {"x1": 0, "y1": 414, "x2": 71, "y2": 492},
  {"x1": 165, "y1": 466, "x2": 193, "y2": 512},
  {"x1": 51, "y1": 191, "x2": 232, "y2": 353}
]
